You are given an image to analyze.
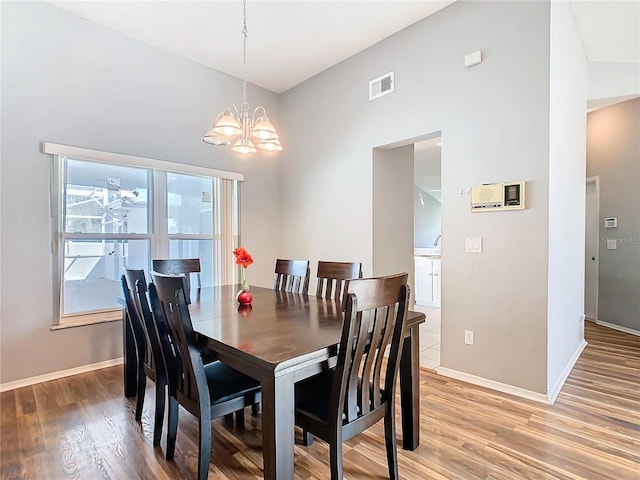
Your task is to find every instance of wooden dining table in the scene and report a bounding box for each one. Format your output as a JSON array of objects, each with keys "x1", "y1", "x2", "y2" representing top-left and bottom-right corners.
[{"x1": 123, "y1": 284, "x2": 425, "y2": 480}]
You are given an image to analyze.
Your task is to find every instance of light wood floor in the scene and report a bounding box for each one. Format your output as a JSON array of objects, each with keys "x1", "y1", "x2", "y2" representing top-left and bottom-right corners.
[{"x1": 2, "y1": 321, "x2": 639, "y2": 479}]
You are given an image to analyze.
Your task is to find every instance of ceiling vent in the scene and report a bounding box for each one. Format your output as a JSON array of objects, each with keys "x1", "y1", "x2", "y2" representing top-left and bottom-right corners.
[{"x1": 369, "y1": 71, "x2": 394, "y2": 101}]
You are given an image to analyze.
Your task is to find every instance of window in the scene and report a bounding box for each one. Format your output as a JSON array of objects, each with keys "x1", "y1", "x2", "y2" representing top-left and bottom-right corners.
[{"x1": 45, "y1": 143, "x2": 242, "y2": 327}]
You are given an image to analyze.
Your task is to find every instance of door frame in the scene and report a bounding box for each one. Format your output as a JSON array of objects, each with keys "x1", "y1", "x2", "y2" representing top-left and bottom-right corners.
[{"x1": 585, "y1": 176, "x2": 600, "y2": 322}]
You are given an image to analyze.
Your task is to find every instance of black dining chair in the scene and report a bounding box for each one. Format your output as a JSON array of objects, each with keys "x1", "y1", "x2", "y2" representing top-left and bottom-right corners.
[
  {"x1": 315, "y1": 261, "x2": 363, "y2": 301},
  {"x1": 121, "y1": 268, "x2": 167, "y2": 448},
  {"x1": 274, "y1": 258, "x2": 310, "y2": 294},
  {"x1": 294, "y1": 273, "x2": 410, "y2": 480},
  {"x1": 152, "y1": 258, "x2": 201, "y2": 303},
  {"x1": 149, "y1": 272, "x2": 261, "y2": 480}
]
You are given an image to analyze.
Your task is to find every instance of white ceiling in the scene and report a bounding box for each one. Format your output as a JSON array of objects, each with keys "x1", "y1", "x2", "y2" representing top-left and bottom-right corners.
[
  {"x1": 46, "y1": 1, "x2": 639, "y2": 95},
  {"x1": 46, "y1": 1, "x2": 455, "y2": 94}
]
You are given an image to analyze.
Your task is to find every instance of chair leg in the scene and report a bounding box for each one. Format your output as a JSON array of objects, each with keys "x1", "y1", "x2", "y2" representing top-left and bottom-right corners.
[
  {"x1": 153, "y1": 380, "x2": 166, "y2": 447},
  {"x1": 197, "y1": 410, "x2": 212, "y2": 480},
  {"x1": 166, "y1": 395, "x2": 179, "y2": 461},
  {"x1": 329, "y1": 435, "x2": 343, "y2": 480},
  {"x1": 135, "y1": 368, "x2": 146, "y2": 422},
  {"x1": 235, "y1": 408, "x2": 245, "y2": 429},
  {"x1": 251, "y1": 402, "x2": 259, "y2": 415},
  {"x1": 302, "y1": 430, "x2": 313, "y2": 446},
  {"x1": 384, "y1": 412, "x2": 399, "y2": 480}
]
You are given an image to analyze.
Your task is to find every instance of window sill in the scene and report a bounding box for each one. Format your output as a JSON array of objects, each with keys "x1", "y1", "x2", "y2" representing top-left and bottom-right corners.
[{"x1": 52, "y1": 310, "x2": 123, "y2": 330}]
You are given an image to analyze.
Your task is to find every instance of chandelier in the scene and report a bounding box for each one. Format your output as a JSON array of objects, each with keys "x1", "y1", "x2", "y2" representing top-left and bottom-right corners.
[{"x1": 202, "y1": 0, "x2": 282, "y2": 154}]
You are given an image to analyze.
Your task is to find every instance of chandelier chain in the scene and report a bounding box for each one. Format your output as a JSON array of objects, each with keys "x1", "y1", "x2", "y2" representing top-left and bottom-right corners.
[{"x1": 241, "y1": 0, "x2": 248, "y2": 111}]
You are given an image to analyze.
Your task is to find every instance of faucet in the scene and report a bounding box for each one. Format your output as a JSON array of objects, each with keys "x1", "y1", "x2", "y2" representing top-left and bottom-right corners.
[{"x1": 433, "y1": 234, "x2": 441, "y2": 247}]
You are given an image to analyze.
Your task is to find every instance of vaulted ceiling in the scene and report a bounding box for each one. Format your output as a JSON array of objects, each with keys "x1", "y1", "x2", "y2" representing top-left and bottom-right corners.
[{"x1": 46, "y1": 1, "x2": 639, "y2": 96}]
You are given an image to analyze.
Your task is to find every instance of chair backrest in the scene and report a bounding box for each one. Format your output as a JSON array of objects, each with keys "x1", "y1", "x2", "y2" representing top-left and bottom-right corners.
[
  {"x1": 331, "y1": 274, "x2": 409, "y2": 426},
  {"x1": 315, "y1": 261, "x2": 363, "y2": 300},
  {"x1": 150, "y1": 272, "x2": 209, "y2": 414},
  {"x1": 274, "y1": 259, "x2": 310, "y2": 294},
  {"x1": 152, "y1": 258, "x2": 201, "y2": 302},
  {"x1": 121, "y1": 272, "x2": 150, "y2": 371},
  {"x1": 125, "y1": 267, "x2": 174, "y2": 382}
]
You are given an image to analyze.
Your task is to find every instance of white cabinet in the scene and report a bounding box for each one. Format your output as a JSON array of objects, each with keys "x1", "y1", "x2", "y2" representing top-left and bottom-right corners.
[{"x1": 414, "y1": 256, "x2": 441, "y2": 307}]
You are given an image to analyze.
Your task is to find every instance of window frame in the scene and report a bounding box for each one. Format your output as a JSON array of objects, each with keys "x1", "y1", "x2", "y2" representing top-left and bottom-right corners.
[{"x1": 44, "y1": 142, "x2": 244, "y2": 328}]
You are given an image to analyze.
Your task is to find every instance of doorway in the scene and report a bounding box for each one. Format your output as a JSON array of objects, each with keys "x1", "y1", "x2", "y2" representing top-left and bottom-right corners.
[
  {"x1": 585, "y1": 176, "x2": 599, "y2": 321},
  {"x1": 371, "y1": 131, "x2": 443, "y2": 371},
  {"x1": 413, "y1": 136, "x2": 442, "y2": 370}
]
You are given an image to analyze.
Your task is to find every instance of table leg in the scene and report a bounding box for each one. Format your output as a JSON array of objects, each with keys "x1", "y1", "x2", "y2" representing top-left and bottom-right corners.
[
  {"x1": 400, "y1": 323, "x2": 420, "y2": 450},
  {"x1": 123, "y1": 308, "x2": 137, "y2": 398},
  {"x1": 261, "y1": 373, "x2": 295, "y2": 480}
]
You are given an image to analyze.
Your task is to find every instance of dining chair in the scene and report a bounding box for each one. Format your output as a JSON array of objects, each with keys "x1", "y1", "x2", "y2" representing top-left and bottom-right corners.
[
  {"x1": 274, "y1": 259, "x2": 310, "y2": 294},
  {"x1": 149, "y1": 272, "x2": 262, "y2": 480},
  {"x1": 152, "y1": 258, "x2": 201, "y2": 303},
  {"x1": 120, "y1": 273, "x2": 148, "y2": 421},
  {"x1": 121, "y1": 268, "x2": 168, "y2": 448},
  {"x1": 315, "y1": 261, "x2": 363, "y2": 301},
  {"x1": 294, "y1": 273, "x2": 410, "y2": 480}
]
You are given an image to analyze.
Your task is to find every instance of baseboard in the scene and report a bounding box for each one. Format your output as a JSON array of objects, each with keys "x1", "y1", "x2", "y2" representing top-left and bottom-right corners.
[
  {"x1": 595, "y1": 320, "x2": 640, "y2": 337},
  {"x1": 0, "y1": 357, "x2": 123, "y2": 393},
  {"x1": 436, "y1": 367, "x2": 552, "y2": 405},
  {"x1": 547, "y1": 339, "x2": 588, "y2": 405}
]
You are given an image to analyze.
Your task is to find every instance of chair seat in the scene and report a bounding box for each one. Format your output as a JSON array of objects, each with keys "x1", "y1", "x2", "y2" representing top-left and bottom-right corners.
[{"x1": 204, "y1": 361, "x2": 260, "y2": 405}]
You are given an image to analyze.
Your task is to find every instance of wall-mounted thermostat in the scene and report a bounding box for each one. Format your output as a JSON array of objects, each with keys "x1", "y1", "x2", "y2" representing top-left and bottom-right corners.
[
  {"x1": 470, "y1": 181, "x2": 525, "y2": 212},
  {"x1": 604, "y1": 217, "x2": 617, "y2": 228}
]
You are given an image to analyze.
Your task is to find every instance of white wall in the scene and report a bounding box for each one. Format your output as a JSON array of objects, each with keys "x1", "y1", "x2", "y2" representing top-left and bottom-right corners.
[
  {"x1": 280, "y1": 1, "x2": 554, "y2": 393},
  {"x1": 546, "y1": 1, "x2": 588, "y2": 396},
  {"x1": 0, "y1": 2, "x2": 281, "y2": 384}
]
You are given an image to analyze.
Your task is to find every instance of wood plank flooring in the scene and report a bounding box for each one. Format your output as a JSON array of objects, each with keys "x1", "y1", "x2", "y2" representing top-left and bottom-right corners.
[{"x1": 2, "y1": 321, "x2": 639, "y2": 479}]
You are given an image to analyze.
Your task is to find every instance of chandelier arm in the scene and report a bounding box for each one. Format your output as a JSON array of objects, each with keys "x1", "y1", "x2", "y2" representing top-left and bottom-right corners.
[{"x1": 252, "y1": 105, "x2": 268, "y2": 123}]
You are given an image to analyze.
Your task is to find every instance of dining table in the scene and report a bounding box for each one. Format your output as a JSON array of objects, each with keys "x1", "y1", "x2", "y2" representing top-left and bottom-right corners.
[{"x1": 123, "y1": 284, "x2": 425, "y2": 480}]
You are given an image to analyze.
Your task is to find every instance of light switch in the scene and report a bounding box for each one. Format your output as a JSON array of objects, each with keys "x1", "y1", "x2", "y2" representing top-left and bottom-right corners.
[
  {"x1": 465, "y1": 237, "x2": 482, "y2": 253},
  {"x1": 607, "y1": 239, "x2": 617, "y2": 250}
]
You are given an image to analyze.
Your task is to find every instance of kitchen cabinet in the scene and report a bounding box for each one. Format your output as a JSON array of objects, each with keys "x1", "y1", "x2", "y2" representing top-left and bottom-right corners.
[{"x1": 414, "y1": 256, "x2": 441, "y2": 307}]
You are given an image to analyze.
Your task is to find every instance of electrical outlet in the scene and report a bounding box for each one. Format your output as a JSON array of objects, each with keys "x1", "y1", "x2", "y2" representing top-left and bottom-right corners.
[{"x1": 464, "y1": 330, "x2": 474, "y2": 345}]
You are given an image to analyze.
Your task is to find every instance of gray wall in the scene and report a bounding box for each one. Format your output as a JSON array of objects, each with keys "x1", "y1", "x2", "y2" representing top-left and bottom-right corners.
[
  {"x1": 280, "y1": 1, "x2": 561, "y2": 394},
  {"x1": 414, "y1": 187, "x2": 441, "y2": 248},
  {"x1": 587, "y1": 98, "x2": 640, "y2": 332},
  {"x1": 1, "y1": 1, "x2": 592, "y2": 397},
  {"x1": 372, "y1": 145, "x2": 415, "y2": 299},
  {"x1": 0, "y1": 2, "x2": 281, "y2": 384}
]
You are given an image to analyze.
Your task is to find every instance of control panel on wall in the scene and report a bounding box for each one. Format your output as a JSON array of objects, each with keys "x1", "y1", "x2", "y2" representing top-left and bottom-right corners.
[{"x1": 470, "y1": 181, "x2": 525, "y2": 212}]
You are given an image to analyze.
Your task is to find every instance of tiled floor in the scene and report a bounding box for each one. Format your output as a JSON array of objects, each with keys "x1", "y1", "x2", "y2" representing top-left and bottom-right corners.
[{"x1": 413, "y1": 305, "x2": 441, "y2": 370}]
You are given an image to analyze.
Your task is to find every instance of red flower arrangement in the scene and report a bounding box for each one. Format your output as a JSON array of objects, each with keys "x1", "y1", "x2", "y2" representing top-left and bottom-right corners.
[{"x1": 233, "y1": 247, "x2": 253, "y2": 305}]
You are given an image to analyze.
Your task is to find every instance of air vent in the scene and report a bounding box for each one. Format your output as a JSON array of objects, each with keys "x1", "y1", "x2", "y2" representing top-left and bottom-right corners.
[{"x1": 369, "y1": 71, "x2": 394, "y2": 101}]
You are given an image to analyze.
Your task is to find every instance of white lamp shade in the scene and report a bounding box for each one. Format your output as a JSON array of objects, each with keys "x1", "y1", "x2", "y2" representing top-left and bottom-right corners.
[
  {"x1": 202, "y1": 127, "x2": 232, "y2": 146},
  {"x1": 213, "y1": 114, "x2": 242, "y2": 137},
  {"x1": 257, "y1": 138, "x2": 283, "y2": 152},
  {"x1": 251, "y1": 118, "x2": 279, "y2": 141},
  {"x1": 231, "y1": 138, "x2": 257, "y2": 154}
]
